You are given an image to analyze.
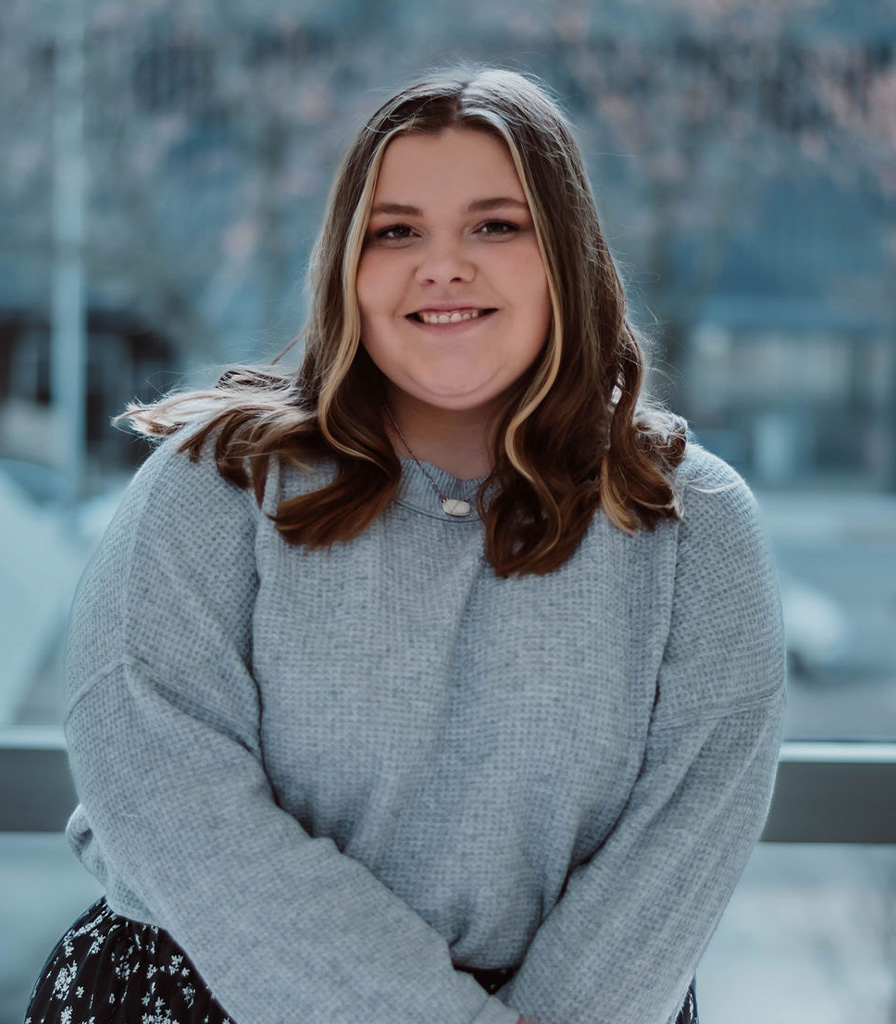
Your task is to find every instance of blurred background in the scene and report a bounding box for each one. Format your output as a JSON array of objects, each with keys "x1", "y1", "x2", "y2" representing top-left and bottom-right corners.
[{"x1": 1, "y1": 0, "x2": 895, "y2": 1021}]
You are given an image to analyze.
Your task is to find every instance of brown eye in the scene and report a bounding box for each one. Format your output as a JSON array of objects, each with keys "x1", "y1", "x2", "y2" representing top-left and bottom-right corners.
[
  {"x1": 477, "y1": 221, "x2": 519, "y2": 236},
  {"x1": 375, "y1": 224, "x2": 414, "y2": 240}
]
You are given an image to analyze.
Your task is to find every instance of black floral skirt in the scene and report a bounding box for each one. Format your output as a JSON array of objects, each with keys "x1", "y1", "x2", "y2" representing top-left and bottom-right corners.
[
  {"x1": 25, "y1": 898, "x2": 234, "y2": 1024},
  {"x1": 26, "y1": 897, "x2": 698, "y2": 1023}
]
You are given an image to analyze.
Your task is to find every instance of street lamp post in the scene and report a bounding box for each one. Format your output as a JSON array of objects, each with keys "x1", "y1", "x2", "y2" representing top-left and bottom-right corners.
[{"x1": 51, "y1": 0, "x2": 87, "y2": 522}]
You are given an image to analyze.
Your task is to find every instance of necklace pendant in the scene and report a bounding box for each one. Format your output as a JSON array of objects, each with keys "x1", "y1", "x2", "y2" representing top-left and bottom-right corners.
[{"x1": 442, "y1": 498, "x2": 472, "y2": 517}]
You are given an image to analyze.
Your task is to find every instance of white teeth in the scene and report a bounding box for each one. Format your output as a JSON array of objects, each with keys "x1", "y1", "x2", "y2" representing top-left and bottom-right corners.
[{"x1": 418, "y1": 309, "x2": 484, "y2": 324}]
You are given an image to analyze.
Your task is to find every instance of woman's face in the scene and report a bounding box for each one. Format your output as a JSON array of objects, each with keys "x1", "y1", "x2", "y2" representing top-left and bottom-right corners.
[{"x1": 356, "y1": 127, "x2": 552, "y2": 422}]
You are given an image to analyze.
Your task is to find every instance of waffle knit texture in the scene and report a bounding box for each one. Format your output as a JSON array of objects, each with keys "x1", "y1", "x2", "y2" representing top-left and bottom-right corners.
[{"x1": 64, "y1": 432, "x2": 786, "y2": 1024}]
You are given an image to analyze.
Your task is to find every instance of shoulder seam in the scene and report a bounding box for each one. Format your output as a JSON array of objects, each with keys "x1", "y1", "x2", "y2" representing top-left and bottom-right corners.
[
  {"x1": 652, "y1": 680, "x2": 785, "y2": 732},
  {"x1": 66, "y1": 656, "x2": 132, "y2": 716},
  {"x1": 65, "y1": 653, "x2": 256, "y2": 748}
]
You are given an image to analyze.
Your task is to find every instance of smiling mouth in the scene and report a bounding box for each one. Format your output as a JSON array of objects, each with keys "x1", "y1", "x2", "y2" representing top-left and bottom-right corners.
[{"x1": 408, "y1": 308, "x2": 497, "y2": 325}]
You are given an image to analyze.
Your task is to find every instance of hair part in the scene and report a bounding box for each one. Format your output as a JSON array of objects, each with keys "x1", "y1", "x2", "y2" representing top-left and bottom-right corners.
[{"x1": 119, "y1": 64, "x2": 686, "y2": 577}]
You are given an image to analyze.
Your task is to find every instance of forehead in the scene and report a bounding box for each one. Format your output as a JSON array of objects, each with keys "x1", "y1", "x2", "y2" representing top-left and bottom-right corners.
[{"x1": 372, "y1": 128, "x2": 526, "y2": 204}]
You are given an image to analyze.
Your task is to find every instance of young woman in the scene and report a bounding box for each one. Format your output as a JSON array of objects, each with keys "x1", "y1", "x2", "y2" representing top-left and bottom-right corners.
[{"x1": 26, "y1": 67, "x2": 785, "y2": 1024}]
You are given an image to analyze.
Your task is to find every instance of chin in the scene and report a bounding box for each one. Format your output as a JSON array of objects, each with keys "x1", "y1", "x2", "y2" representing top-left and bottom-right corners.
[{"x1": 416, "y1": 389, "x2": 503, "y2": 410}]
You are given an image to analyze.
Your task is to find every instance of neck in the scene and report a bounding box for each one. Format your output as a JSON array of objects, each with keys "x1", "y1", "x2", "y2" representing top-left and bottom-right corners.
[{"x1": 385, "y1": 394, "x2": 496, "y2": 480}]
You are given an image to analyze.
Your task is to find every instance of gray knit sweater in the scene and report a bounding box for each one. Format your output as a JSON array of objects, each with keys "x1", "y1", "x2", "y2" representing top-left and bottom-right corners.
[{"x1": 64, "y1": 433, "x2": 786, "y2": 1024}]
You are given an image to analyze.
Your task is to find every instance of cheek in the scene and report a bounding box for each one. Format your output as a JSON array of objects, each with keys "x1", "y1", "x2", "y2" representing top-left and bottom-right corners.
[
  {"x1": 355, "y1": 255, "x2": 378, "y2": 320},
  {"x1": 356, "y1": 251, "x2": 405, "y2": 319},
  {"x1": 356, "y1": 259, "x2": 395, "y2": 370},
  {"x1": 506, "y1": 246, "x2": 550, "y2": 311}
]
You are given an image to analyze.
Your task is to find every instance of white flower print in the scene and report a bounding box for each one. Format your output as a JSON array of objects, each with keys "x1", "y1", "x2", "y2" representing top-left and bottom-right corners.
[
  {"x1": 142, "y1": 1010, "x2": 176, "y2": 1024},
  {"x1": 52, "y1": 963, "x2": 77, "y2": 1000}
]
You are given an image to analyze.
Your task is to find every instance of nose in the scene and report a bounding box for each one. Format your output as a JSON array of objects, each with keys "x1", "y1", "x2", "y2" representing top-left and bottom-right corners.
[{"x1": 413, "y1": 237, "x2": 475, "y2": 286}]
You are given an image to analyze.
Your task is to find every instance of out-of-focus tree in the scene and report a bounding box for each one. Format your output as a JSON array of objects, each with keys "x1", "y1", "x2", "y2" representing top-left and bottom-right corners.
[
  {"x1": 813, "y1": 32, "x2": 896, "y2": 301},
  {"x1": 517, "y1": 0, "x2": 896, "y2": 414},
  {"x1": 2, "y1": 0, "x2": 415, "y2": 368},
  {"x1": 2, "y1": 0, "x2": 894, "y2": 395},
  {"x1": 75, "y1": 0, "x2": 372, "y2": 363}
]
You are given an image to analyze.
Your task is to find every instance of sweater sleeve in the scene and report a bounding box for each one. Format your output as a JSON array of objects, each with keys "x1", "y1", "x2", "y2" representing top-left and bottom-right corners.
[
  {"x1": 63, "y1": 437, "x2": 519, "y2": 1024},
  {"x1": 494, "y1": 448, "x2": 787, "y2": 1024}
]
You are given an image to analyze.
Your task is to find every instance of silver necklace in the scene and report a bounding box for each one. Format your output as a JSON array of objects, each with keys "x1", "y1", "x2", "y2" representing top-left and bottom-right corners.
[{"x1": 384, "y1": 404, "x2": 479, "y2": 517}]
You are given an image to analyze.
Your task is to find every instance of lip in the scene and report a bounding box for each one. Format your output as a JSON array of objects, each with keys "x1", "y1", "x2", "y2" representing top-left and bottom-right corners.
[
  {"x1": 412, "y1": 306, "x2": 487, "y2": 317},
  {"x1": 405, "y1": 308, "x2": 498, "y2": 332},
  {"x1": 408, "y1": 302, "x2": 491, "y2": 314}
]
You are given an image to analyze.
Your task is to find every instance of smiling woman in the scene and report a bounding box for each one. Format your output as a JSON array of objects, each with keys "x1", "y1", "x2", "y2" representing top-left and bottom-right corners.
[
  {"x1": 357, "y1": 128, "x2": 552, "y2": 479},
  {"x1": 97, "y1": 65, "x2": 691, "y2": 574},
  {"x1": 25, "y1": 66, "x2": 784, "y2": 1024}
]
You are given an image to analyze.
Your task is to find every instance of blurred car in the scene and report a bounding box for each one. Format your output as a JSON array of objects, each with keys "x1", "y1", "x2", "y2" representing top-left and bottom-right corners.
[{"x1": 777, "y1": 571, "x2": 850, "y2": 679}]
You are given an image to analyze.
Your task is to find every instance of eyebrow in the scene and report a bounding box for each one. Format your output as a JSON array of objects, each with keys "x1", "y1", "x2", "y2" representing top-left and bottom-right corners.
[{"x1": 369, "y1": 196, "x2": 530, "y2": 216}]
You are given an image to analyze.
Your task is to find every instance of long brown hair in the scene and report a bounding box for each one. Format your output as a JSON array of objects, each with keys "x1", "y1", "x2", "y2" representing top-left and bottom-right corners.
[{"x1": 121, "y1": 65, "x2": 686, "y2": 577}]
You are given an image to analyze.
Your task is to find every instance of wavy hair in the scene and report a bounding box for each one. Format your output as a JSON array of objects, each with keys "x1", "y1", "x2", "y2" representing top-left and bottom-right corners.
[{"x1": 121, "y1": 65, "x2": 686, "y2": 577}]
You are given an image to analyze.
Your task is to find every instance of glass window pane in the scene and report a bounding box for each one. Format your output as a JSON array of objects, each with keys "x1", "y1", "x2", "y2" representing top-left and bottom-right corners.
[
  {"x1": 699, "y1": 842, "x2": 896, "y2": 1022},
  {"x1": 0, "y1": 833, "x2": 104, "y2": 1023},
  {"x1": 757, "y1": 494, "x2": 896, "y2": 741}
]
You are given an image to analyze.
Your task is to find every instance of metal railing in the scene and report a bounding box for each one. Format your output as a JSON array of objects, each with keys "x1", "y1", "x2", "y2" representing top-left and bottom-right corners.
[{"x1": 2, "y1": 727, "x2": 895, "y2": 842}]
